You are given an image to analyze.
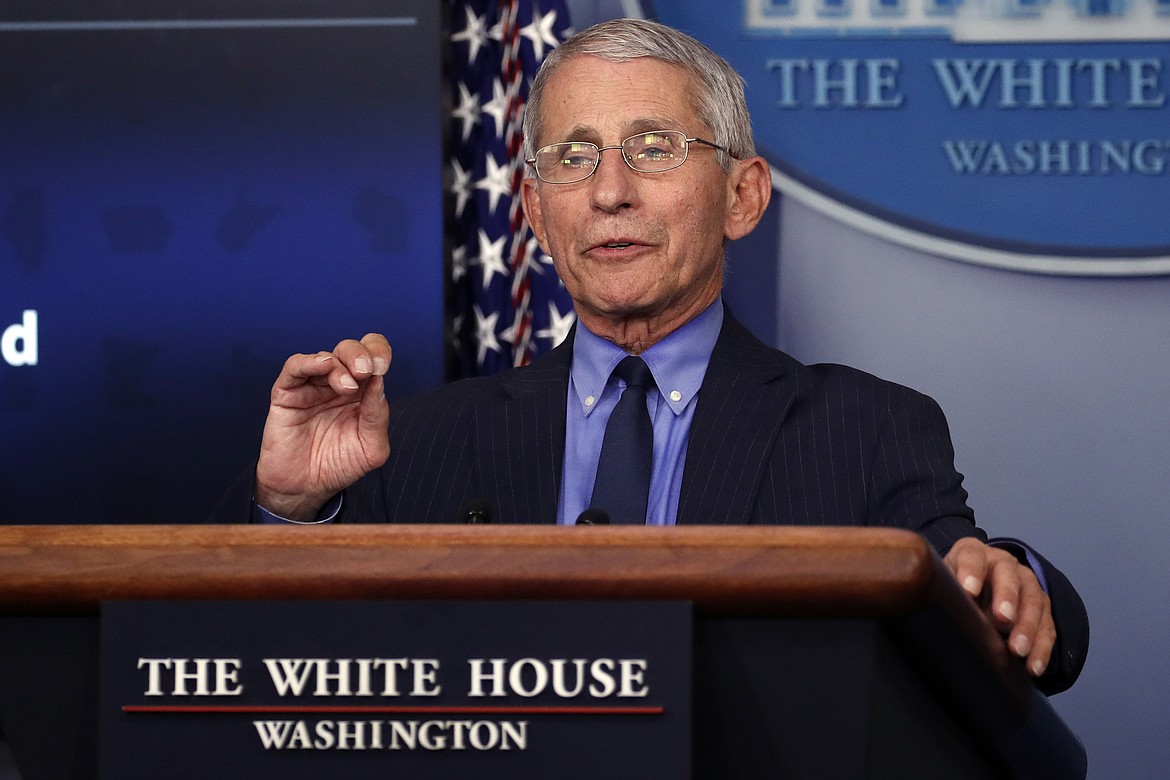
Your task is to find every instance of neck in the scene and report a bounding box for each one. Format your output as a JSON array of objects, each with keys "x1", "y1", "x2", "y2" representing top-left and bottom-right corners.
[{"x1": 577, "y1": 291, "x2": 719, "y2": 354}]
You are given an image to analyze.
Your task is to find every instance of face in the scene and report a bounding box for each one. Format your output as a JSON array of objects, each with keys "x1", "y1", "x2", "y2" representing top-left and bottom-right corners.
[{"x1": 521, "y1": 56, "x2": 763, "y2": 341}]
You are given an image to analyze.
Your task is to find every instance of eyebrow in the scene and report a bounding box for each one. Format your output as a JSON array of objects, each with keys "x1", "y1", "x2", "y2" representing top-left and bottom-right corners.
[{"x1": 555, "y1": 118, "x2": 685, "y2": 145}]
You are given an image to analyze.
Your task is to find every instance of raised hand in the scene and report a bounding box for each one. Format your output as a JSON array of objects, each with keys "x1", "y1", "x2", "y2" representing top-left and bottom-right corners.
[{"x1": 254, "y1": 334, "x2": 392, "y2": 521}]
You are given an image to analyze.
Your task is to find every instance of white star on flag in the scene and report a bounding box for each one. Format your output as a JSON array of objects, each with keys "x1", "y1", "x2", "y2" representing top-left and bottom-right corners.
[
  {"x1": 487, "y1": 18, "x2": 505, "y2": 43},
  {"x1": 536, "y1": 302, "x2": 576, "y2": 347},
  {"x1": 479, "y1": 78, "x2": 509, "y2": 139},
  {"x1": 499, "y1": 312, "x2": 523, "y2": 351},
  {"x1": 474, "y1": 305, "x2": 502, "y2": 365},
  {"x1": 521, "y1": 10, "x2": 561, "y2": 60},
  {"x1": 474, "y1": 153, "x2": 513, "y2": 215},
  {"x1": 451, "y1": 82, "x2": 480, "y2": 142},
  {"x1": 450, "y1": 158, "x2": 473, "y2": 218},
  {"x1": 475, "y1": 229, "x2": 509, "y2": 290},
  {"x1": 450, "y1": 7, "x2": 488, "y2": 66},
  {"x1": 451, "y1": 244, "x2": 469, "y2": 282}
]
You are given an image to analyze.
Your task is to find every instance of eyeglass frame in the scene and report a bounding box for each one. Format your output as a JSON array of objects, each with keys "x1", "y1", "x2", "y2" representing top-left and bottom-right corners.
[{"x1": 524, "y1": 130, "x2": 733, "y2": 185}]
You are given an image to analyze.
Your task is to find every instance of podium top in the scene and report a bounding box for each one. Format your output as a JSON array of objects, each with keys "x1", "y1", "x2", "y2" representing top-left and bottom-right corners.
[{"x1": 0, "y1": 524, "x2": 934, "y2": 615}]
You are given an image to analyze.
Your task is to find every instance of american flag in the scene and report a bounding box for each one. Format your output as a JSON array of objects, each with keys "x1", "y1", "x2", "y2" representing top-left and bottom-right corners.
[{"x1": 446, "y1": 0, "x2": 576, "y2": 378}]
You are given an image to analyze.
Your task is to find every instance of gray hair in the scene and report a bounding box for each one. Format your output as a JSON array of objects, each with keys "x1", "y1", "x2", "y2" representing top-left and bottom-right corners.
[{"x1": 522, "y1": 18, "x2": 755, "y2": 172}]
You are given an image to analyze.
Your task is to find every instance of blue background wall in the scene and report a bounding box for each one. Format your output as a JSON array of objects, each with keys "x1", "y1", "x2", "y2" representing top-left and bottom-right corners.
[{"x1": 0, "y1": 2, "x2": 445, "y2": 523}]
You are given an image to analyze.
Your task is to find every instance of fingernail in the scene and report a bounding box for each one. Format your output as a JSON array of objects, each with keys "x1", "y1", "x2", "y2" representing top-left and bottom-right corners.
[
  {"x1": 316, "y1": 354, "x2": 334, "y2": 363},
  {"x1": 962, "y1": 576, "x2": 980, "y2": 595},
  {"x1": 1031, "y1": 660, "x2": 1045, "y2": 676},
  {"x1": 1012, "y1": 635, "x2": 1031, "y2": 657},
  {"x1": 998, "y1": 601, "x2": 1016, "y2": 622},
  {"x1": 340, "y1": 375, "x2": 359, "y2": 390},
  {"x1": 373, "y1": 357, "x2": 388, "y2": 375},
  {"x1": 355, "y1": 357, "x2": 372, "y2": 375}
]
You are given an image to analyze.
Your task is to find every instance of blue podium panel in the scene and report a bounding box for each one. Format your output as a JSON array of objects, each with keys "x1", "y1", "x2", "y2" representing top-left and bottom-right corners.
[{"x1": 99, "y1": 601, "x2": 692, "y2": 780}]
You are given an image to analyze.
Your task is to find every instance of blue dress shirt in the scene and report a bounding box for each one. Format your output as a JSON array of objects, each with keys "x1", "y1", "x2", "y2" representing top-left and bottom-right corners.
[{"x1": 557, "y1": 299, "x2": 723, "y2": 525}]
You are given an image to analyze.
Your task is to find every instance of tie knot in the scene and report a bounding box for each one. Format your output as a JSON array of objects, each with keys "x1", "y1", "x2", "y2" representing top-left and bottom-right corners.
[{"x1": 614, "y1": 355, "x2": 655, "y2": 391}]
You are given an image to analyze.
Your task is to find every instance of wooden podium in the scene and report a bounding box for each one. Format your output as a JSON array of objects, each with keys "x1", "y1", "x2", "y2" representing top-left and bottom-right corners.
[{"x1": 0, "y1": 525, "x2": 1085, "y2": 779}]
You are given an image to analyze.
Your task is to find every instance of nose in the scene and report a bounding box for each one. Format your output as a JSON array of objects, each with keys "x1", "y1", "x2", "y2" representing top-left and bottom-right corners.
[{"x1": 588, "y1": 144, "x2": 638, "y2": 213}]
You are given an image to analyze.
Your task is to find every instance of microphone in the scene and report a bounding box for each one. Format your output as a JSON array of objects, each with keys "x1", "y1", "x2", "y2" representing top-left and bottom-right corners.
[
  {"x1": 460, "y1": 498, "x2": 493, "y2": 524},
  {"x1": 575, "y1": 508, "x2": 610, "y2": 526}
]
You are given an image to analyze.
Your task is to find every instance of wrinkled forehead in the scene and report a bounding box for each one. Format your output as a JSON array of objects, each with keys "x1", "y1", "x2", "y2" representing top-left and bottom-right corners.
[{"x1": 536, "y1": 55, "x2": 704, "y2": 146}]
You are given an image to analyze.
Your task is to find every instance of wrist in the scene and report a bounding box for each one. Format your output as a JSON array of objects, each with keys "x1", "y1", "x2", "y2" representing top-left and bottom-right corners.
[{"x1": 254, "y1": 484, "x2": 331, "y2": 523}]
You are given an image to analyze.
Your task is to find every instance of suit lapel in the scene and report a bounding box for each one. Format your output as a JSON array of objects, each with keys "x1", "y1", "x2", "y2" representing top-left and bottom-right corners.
[
  {"x1": 677, "y1": 313, "x2": 797, "y2": 525},
  {"x1": 475, "y1": 335, "x2": 572, "y2": 524}
]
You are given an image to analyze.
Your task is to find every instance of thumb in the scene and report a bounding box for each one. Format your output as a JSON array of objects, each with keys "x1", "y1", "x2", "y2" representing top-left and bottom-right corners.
[{"x1": 356, "y1": 375, "x2": 390, "y2": 460}]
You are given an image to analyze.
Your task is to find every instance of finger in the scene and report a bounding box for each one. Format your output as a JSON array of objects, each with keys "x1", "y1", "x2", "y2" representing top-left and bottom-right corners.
[
  {"x1": 984, "y1": 556, "x2": 1024, "y2": 633},
  {"x1": 943, "y1": 538, "x2": 990, "y2": 600},
  {"x1": 1026, "y1": 602, "x2": 1057, "y2": 678},
  {"x1": 324, "y1": 338, "x2": 370, "y2": 385},
  {"x1": 272, "y1": 352, "x2": 339, "y2": 393},
  {"x1": 328, "y1": 337, "x2": 386, "y2": 393},
  {"x1": 1005, "y1": 573, "x2": 1053, "y2": 667},
  {"x1": 359, "y1": 333, "x2": 392, "y2": 376},
  {"x1": 334, "y1": 335, "x2": 391, "y2": 381},
  {"x1": 271, "y1": 353, "x2": 343, "y2": 409},
  {"x1": 1004, "y1": 579, "x2": 1044, "y2": 658},
  {"x1": 356, "y1": 374, "x2": 391, "y2": 464}
]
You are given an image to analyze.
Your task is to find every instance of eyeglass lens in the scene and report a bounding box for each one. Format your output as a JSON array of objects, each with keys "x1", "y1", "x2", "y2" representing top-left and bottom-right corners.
[{"x1": 535, "y1": 131, "x2": 690, "y2": 183}]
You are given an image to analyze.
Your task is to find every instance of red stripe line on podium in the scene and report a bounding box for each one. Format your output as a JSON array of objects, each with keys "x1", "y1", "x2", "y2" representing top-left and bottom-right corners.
[{"x1": 122, "y1": 705, "x2": 664, "y2": 715}]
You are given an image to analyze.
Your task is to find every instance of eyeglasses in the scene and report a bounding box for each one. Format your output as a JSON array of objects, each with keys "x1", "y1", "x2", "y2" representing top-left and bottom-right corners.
[{"x1": 526, "y1": 130, "x2": 731, "y2": 184}]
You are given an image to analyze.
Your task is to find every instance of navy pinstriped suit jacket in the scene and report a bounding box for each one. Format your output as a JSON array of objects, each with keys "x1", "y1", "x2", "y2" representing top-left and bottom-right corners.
[
  {"x1": 348, "y1": 313, "x2": 980, "y2": 548},
  {"x1": 242, "y1": 312, "x2": 1088, "y2": 692}
]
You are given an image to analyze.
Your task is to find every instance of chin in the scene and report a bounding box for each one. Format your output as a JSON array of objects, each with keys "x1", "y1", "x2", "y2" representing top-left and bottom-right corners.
[{"x1": 595, "y1": 291, "x2": 660, "y2": 316}]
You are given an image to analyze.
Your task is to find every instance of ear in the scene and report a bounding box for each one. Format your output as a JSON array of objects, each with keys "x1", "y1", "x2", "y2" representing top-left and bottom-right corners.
[
  {"x1": 723, "y1": 156, "x2": 772, "y2": 242},
  {"x1": 520, "y1": 176, "x2": 550, "y2": 253}
]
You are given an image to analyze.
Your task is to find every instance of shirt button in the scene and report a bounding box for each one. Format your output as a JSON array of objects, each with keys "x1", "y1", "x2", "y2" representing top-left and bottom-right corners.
[
  {"x1": 585, "y1": 395, "x2": 595, "y2": 406},
  {"x1": 670, "y1": 390, "x2": 682, "y2": 402}
]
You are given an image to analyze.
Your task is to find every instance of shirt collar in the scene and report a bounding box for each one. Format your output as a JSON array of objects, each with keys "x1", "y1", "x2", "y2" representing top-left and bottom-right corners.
[{"x1": 570, "y1": 298, "x2": 724, "y2": 418}]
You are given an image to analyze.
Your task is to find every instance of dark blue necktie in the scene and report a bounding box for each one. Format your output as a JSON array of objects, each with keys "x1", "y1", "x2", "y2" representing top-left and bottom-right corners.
[{"x1": 590, "y1": 356, "x2": 656, "y2": 524}]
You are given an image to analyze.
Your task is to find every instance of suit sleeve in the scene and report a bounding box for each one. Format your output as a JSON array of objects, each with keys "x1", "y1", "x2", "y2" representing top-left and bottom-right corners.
[
  {"x1": 868, "y1": 381, "x2": 980, "y2": 548},
  {"x1": 871, "y1": 384, "x2": 1088, "y2": 694}
]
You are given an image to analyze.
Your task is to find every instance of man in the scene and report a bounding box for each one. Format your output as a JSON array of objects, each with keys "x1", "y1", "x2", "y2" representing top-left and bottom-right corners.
[{"x1": 246, "y1": 19, "x2": 1086, "y2": 694}]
